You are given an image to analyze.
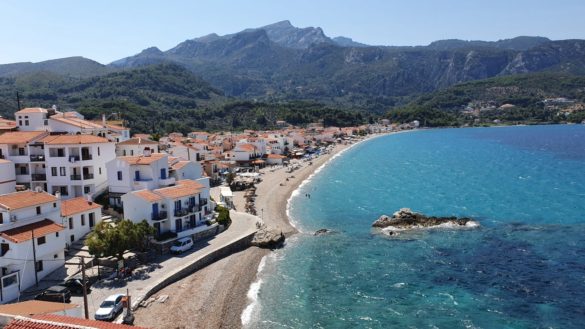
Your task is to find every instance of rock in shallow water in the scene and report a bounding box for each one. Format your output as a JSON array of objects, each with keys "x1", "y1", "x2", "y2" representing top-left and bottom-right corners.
[
  {"x1": 372, "y1": 208, "x2": 479, "y2": 230},
  {"x1": 252, "y1": 227, "x2": 285, "y2": 249},
  {"x1": 314, "y1": 228, "x2": 335, "y2": 236}
]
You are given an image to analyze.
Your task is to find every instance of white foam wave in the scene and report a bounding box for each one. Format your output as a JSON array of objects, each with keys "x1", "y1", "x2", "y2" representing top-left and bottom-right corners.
[
  {"x1": 381, "y1": 220, "x2": 480, "y2": 235},
  {"x1": 241, "y1": 278, "x2": 263, "y2": 327}
]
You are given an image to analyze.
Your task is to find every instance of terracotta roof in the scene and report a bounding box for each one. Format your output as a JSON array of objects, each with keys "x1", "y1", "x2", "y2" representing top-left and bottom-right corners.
[
  {"x1": 170, "y1": 160, "x2": 190, "y2": 170},
  {"x1": 0, "y1": 300, "x2": 77, "y2": 316},
  {"x1": 119, "y1": 153, "x2": 167, "y2": 165},
  {"x1": 15, "y1": 108, "x2": 47, "y2": 114},
  {"x1": 133, "y1": 190, "x2": 163, "y2": 203},
  {"x1": 105, "y1": 123, "x2": 127, "y2": 131},
  {"x1": 0, "y1": 118, "x2": 17, "y2": 130},
  {"x1": 117, "y1": 138, "x2": 157, "y2": 146},
  {"x1": 0, "y1": 191, "x2": 57, "y2": 210},
  {"x1": 154, "y1": 179, "x2": 204, "y2": 199},
  {"x1": 41, "y1": 135, "x2": 110, "y2": 145},
  {"x1": 235, "y1": 144, "x2": 256, "y2": 152},
  {"x1": 0, "y1": 219, "x2": 65, "y2": 243},
  {"x1": 0, "y1": 131, "x2": 49, "y2": 144},
  {"x1": 60, "y1": 197, "x2": 101, "y2": 217},
  {"x1": 17, "y1": 314, "x2": 148, "y2": 329},
  {"x1": 267, "y1": 154, "x2": 286, "y2": 159},
  {"x1": 50, "y1": 116, "x2": 103, "y2": 130}
]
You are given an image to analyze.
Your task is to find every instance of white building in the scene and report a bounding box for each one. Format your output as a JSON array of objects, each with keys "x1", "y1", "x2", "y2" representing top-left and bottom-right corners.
[
  {"x1": 0, "y1": 190, "x2": 65, "y2": 304},
  {"x1": 60, "y1": 197, "x2": 102, "y2": 248},
  {"x1": 0, "y1": 160, "x2": 16, "y2": 195},
  {"x1": 42, "y1": 135, "x2": 115, "y2": 199},
  {"x1": 121, "y1": 179, "x2": 214, "y2": 242},
  {"x1": 106, "y1": 152, "x2": 176, "y2": 206},
  {"x1": 13, "y1": 108, "x2": 51, "y2": 132},
  {"x1": 115, "y1": 138, "x2": 159, "y2": 157}
]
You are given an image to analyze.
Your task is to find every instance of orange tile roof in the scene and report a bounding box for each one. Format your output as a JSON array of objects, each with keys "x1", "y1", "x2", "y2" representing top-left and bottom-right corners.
[
  {"x1": 15, "y1": 107, "x2": 48, "y2": 114},
  {"x1": 117, "y1": 137, "x2": 158, "y2": 146},
  {"x1": 60, "y1": 197, "x2": 101, "y2": 217},
  {"x1": 0, "y1": 131, "x2": 49, "y2": 144},
  {"x1": 0, "y1": 219, "x2": 64, "y2": 243},
  {"x1": 50, "y1": 116, "x2": 103, "y2": 129},
  {"x1": 31, "y1": 314, "x2": 148, "y2": 329},
  {"x1": 0, "y1": 191, "x2": 57, "y2": 210},
  {"x1": 0, "y1": 118, "x2": 17, "y2": 130},
  {"x1": 235, "y1": 144, "x2": 256, "y2": 152},
  {"x1": 267, "y1": 154, "x2": 286, "y2": 159},
  {"x1": 119, "y1": 153, "x2": 167, "y2": 165},
  {"x1": 0, "y1": 301, "x2": 77, "y2": 316},
  {"x1": 133, "y1": 190, "x2": 163, "y2": 203},
  {"x1": 154, "y1": 179, "x2": 204, "y2": 199},
  {"x1": 41, "y1": 135, "x2": 110, "y2": 145},
  {"x1": 170, "y1": 160, "x2": 191, "y2": 170}
]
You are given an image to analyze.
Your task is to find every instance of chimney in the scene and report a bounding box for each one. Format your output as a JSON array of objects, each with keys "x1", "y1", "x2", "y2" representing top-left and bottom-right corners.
[
  {"x1": 86, "y1": 194, "x2": 93, "y2": 205},
  {"x1": 55, "y1": 192, "x2": 61, "y2": 199},
  {"x1": 144, "y1": 147, "x2": 151, "y2": 157}
]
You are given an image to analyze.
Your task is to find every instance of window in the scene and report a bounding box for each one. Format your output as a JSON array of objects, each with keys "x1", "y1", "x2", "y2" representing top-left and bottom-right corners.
[
  {"x1": 99, "y1": 167, "x2": 102, "y2": 175},
  {"x1": 19, "y1": 167, "x2": 27, "y2": 175},
  {"x1": 1, "y1": 243, "x2": 9, "y2": 256},
  {"x1": 55, "y1": 232, "x2": 59, "y2": 238},
  {"x1": 24, "y1": 120, "x2": 29, "y2": 126},
  {"x1": 53, "y1": 202, "x2": 57, "y2": 208},
  {"x1": 18, "y1": 120, "x2": 22, "y2": 126},
  {"x1": 117, "y1": 171, "x2": 122, "y2": 180},
  {"x1": 130, "y1": 150, "x2": 134, "y2": 156},
  {"x1": 97, "y1": 147, "x2": 100, "y2": 156},
  {"x1": 36, "y1": 206, "x2": 41, "y2": 215},
  {"x1": 123, "y1": 150, "x2": 126, "y2": 156},
  {"x1": 44, "y1": 120, "x2": 48, "y2": 126},
  {"x1": 18, "y1": 148, "x2": 25, "y2": 156},
  {"x1": 81, "y1": 214, "x2": 85, "y2": 226},
  {"x1": 60, "y1": 167, "x2": 66, "y2": 176},
  {"x1": 84, "y1": 186, "x2": 90, "y2": 194},
  {"x1": 37, "y1": 236, "x2": 46, "y2": 245},
  {"x1": 57, "y1": 148, "x2": 65, "y2": 157},
  {"x1": 70, "y1": 235, "x2": 75, "y2": 243},
  {"x1": 35, "y1": 260, "x2": 43, "y2": 272},
  {"x1": 0, "y1": 213, "x2": 3, "y2": 224},
  {"x1": 68, "y1": 217, "x2": 73, "y2": 230},
  {"x1": 51, "y1": 167, "x2": 57, "y2": 176}
]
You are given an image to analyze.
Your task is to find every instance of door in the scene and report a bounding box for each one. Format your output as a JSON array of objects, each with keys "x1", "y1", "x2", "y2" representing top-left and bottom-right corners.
[
  {"x1": 89, "y1": 213, "x2": 95, "y2": 228},
  {"x1": 135, "y1": 170, "x2": 140, "y2": 181},
  {"x1": 160, "y1": 168, "x2": 166, "y2": 179},
  {"x1": 152, "y1": 203, "x2": 159, "y2": 220},
  {"x1": 175, "y1": 219, "x2": 182, "y2": 233}
]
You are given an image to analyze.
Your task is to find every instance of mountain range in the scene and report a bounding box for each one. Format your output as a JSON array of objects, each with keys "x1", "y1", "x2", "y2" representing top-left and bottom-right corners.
[{"x1": 1, "y1": 20, "x2": 585, "y2": 129}]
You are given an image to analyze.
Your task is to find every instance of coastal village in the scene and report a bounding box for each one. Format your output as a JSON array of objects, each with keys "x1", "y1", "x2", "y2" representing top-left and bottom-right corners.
[{"x1": 0, "y1": 106, "x2": 415, "y2": 328}]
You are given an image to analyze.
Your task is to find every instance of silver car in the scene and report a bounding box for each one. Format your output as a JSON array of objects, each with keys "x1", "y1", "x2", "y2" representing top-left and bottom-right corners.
[{"x1": 95, "y1": 293, "x2": 125, "y2": 321}]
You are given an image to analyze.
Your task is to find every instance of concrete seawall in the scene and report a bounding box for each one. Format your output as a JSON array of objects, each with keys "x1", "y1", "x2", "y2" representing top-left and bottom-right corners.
[{"x1": 131, "y1": 231, "x2": 257, "y2": 310}]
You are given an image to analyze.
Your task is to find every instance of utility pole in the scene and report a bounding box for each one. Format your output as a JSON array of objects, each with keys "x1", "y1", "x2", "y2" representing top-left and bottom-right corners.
[
  {"x1": 80, "y1": 256, "x2": 89, "y2": 319},
  {"x1": 16, "y1": 92, "x2": 21, "y2": 111},
  {"x1": 31, "y1": 229, "x2": 38, "y2": 287}
]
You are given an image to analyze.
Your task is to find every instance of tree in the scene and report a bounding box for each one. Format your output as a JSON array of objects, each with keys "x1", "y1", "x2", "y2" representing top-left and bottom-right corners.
[
  {"x1": 85, "y1": 220, "x2": 155, "y2": 261},
  {"x1": 225, "y1": 172, "x2": 236, "y2": 185}
]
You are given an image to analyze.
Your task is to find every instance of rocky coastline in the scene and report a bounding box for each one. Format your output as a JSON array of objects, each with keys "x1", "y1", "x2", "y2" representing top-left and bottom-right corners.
[{"x1": 372, "y1": 208, "x2": 479, "y2": 233}]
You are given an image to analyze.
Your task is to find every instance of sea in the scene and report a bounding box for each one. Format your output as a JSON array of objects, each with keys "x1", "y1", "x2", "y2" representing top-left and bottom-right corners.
[{"x1": 244, "y1": 125, "x2": 585, "y2": 329}]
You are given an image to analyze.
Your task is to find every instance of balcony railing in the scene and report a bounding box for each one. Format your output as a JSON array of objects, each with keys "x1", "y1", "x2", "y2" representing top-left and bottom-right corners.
[
  {"x1": 81, "y1": 154, "x2": 93, "y2": 161},
  {"x1": 151, "y1": 211, "x2": 168, "y2": 221},
  {"x1": 30, "y1": 155, "x2": 45, "y2": 162},
  {"x1": 174, "y1": 208, "x2": 189, "y2": 217},
  {"x1": 70, "y1": 175, "x2": 82, "y2": 181},
  {"x1": 31, "y1": 174, "x2": 47, "y2": 181},
  {"x1": 83, "y1": 174, "x2": 94, "y2": 180}
]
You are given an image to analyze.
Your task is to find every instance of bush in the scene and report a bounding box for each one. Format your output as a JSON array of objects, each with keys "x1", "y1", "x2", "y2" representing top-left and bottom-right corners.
[{"x1": 215, "y1": 205, "x2": 231, "y2": 228}]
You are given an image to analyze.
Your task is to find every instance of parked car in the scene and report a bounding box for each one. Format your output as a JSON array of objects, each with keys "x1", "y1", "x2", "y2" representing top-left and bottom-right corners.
[
  {"x1": 95, "y1": 294, "x2": 125, "y2": 321},
  {"x1": 170, "y1": 237, "x2": 194, "y2": 254},
  {"x1": 34, "y1": 286, "x2": 71, "y2": 303},
  {"x1": 59, "y1": 277, "x2": 91, "y2": 295}
]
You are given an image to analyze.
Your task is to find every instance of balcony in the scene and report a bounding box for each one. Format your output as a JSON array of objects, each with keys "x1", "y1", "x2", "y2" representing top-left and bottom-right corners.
[
  {"x1": 174, "y1": 208, "x2": 189, "y2": 217},
  {"x1": 83, "y1": 173, "x2": 94, "y2": 180},
  {"x1": 159, "y1": 177, "x2": 176, "y2": 187},
  {"x1": 70, "y1": 175, "x2": 82, "y2": 181},
  {"x1": 30, "y1": 155, "x2": 45, "y2": 162},
  {"x1": 31, "y1": 174, "x2": 47, "y2": 181},
  {"x1": 151, "y1": 211, "x2": 168, "y2": 221},
  {"x1": 81, "y1": 154, "x2": 93, "y2": 161}
]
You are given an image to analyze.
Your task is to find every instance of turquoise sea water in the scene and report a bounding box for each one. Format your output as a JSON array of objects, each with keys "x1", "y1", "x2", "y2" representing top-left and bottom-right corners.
[{"x1": 247, "y1": 125, "x2": 585, "y2": 329}]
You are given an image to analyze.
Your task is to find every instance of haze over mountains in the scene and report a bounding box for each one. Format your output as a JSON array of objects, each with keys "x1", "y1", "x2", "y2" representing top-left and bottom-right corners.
[{"x1": 1, "y1": 20, "x2": 585, "y2": 125}]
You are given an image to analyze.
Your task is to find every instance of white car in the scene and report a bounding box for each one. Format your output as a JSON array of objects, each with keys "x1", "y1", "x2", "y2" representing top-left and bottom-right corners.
[
  {"x1": 170, "y1": 237, "x2": 194, "y2": 254},
  {"x1": 95, "y1": 293, "x2": 125, "y2": 321}
]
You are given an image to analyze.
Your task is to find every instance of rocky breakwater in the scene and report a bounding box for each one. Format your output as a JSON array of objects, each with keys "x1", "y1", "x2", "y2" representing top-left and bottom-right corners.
[
  {"x1": 251, "y1": 224, "x2": 285, "y2": 249},
  {"x1": 372, "y1": 208, "x2": 479, "y2": 234}
]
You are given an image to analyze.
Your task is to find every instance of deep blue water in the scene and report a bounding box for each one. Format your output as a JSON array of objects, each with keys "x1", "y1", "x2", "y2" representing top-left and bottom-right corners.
[{"x1": 248, "y1": 125, "x2": 585, "y2": 329}]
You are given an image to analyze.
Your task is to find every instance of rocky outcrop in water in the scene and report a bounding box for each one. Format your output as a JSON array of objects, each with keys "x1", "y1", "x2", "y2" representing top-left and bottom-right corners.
[
  {"x1": 314, "y1": 229, "x2": 335, "y2": 236},
  {"x1": 252, "y1": 227, "x2": 285, "y2": 249},
  {"x1": 372, "y1": 208, "x2": 479, "y2": 230}
]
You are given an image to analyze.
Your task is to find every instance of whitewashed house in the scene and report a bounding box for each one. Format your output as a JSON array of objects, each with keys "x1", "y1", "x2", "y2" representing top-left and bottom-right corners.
[
  {"x1": 0, "y1": 160, "x2": 16, "y2": 195},
  {"x1": 60, "y1": 197, "x2": 102, "y2": 247},
  {"x1": 106, "y1": 152, "x2": 175, "y2": 207},
  {"x1": 121, "y1": 179, "x2": 214, "y2": 243},
  {"x1": 115, "y1": 138, "x2": 159, "y2": 157},
  {"x1": 42, "y1": 135, "x2": 115, "y2": 199},
  {"x1": 0, "y1": 190, "x2": 65, "y2": 304}
]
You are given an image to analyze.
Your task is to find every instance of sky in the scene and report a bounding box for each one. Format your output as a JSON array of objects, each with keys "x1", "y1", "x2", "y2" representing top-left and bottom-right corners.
[{"x1": 1, "y1": 0, "x2": 585, "y2": 65}]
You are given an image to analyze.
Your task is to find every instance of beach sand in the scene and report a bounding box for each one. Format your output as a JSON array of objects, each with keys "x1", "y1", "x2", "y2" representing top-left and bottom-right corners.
[{"x1": 134, "y1": 136, "x2": 376, "y2": 329}]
